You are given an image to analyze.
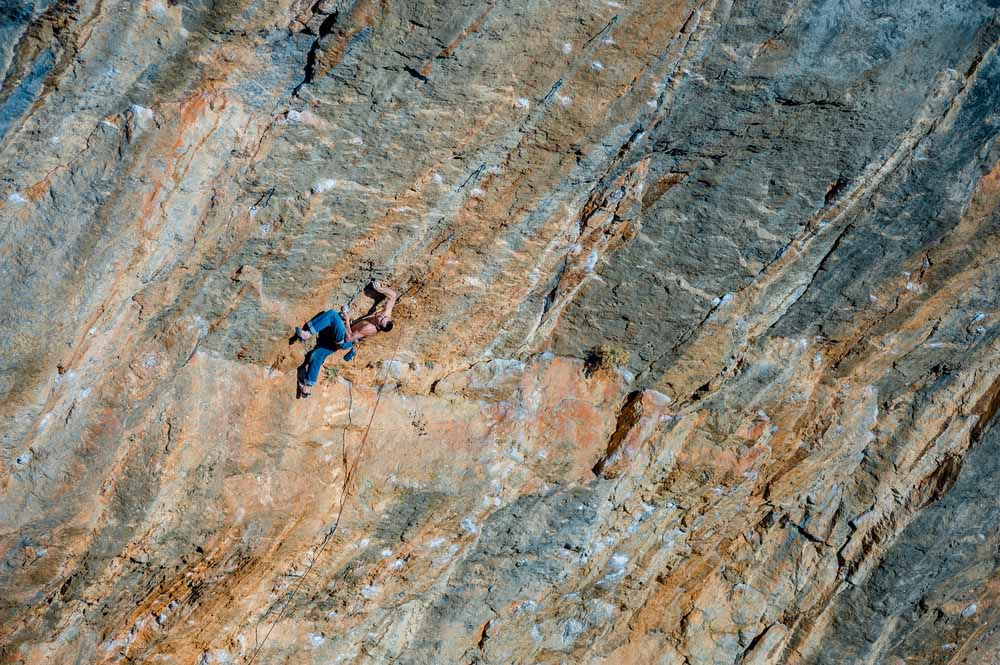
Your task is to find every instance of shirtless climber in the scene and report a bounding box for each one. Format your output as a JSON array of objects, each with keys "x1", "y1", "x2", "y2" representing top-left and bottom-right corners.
[{"x1": 294, "y1": 281, "x2": 398, "y2": 397}]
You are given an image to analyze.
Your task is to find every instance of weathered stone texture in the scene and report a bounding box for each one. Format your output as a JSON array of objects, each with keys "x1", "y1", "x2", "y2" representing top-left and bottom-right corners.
[{"x1": 1, "y1": 0, "x2": 999, "y2": 663}]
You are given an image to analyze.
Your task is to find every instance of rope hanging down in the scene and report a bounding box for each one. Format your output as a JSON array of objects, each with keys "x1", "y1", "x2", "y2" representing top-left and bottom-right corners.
[{"x1": 246, "y1": 331, "x2": 404, "y2": 665}]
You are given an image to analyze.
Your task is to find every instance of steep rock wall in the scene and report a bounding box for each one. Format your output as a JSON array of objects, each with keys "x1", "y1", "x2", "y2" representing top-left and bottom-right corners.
[{"x1": 1, "y1": 1, "x2": 999, "y2": 663}]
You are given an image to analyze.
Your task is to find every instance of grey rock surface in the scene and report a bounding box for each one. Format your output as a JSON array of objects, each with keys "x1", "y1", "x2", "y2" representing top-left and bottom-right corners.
[{"x1": 1, "y1": 1, "x2": 999, "y2": 663}]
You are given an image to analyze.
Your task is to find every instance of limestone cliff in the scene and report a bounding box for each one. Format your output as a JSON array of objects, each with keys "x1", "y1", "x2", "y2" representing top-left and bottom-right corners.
[{"x1": 2, "y1": 1, "x2": 1000, "y2": 663}]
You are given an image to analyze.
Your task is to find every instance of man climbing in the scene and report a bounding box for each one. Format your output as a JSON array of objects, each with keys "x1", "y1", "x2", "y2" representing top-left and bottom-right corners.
[{"x1": 294, "y1": 280, "x2": 398, "y2": 396}]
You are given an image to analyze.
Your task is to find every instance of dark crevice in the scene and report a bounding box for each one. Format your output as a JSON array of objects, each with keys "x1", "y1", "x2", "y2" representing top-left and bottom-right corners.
[
  {"x1": 300, "y1": 10, "x2": 340, "y2": 88},
  {"x1": 775, "y1": 96, "x2": 849, "y2": 110},
  {"x1": 592, "y1": 390, "x2": 644, "y2": 477},
  {"x1": 476, "y1": 618, "x2": 491, "y2": 650},
  {"x1": 917, "y1": 453, "x2": 964, "y2": 509},
  {"x1": 402, "y1": 65, "x2": 429, "y2": 83},
  {"x1": 541, "y1": 258, "x2": 568, "y2": 316},
  {"x1": 785, "y1": 516, "x2": 825, "y2": 544},
  {"x1": 824, "y1": 177, "x2": 848, "y2": 205},
  {"x1": 315, "y1": 10, "x2": 341, "y2": 38},
  {"x1": 738, "y1": 622, "x2": 776, "y2": 664},
  {"x1": 970, "y1": 373, "x2": 1000, "y2": 444}
]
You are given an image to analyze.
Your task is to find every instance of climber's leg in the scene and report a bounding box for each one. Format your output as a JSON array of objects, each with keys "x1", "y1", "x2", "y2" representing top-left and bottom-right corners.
[
  {"x1": 298, "y1": 309, "x2": 339, "y2": 341},
  {"x1": 301, "y1": 345, "x2": 335, "y2": 391},
  {"x1": 307, "y1": 309, "x2": 337, "y2": 334}
]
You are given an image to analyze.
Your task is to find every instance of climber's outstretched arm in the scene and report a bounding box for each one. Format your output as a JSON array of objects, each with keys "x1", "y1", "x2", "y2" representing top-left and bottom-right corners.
[{"x1": 372, "y1": 280, "x2": 398, "y2": 318}]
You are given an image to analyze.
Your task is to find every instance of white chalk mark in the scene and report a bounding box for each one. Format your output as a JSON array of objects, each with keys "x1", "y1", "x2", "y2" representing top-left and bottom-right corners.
[{"x1": 312, "y1": 179, "x2": 338, "y2": 194}]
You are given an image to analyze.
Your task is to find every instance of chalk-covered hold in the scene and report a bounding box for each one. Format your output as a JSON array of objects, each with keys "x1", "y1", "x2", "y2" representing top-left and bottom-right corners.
[{"x1": 312, "y1": 179, "x2": 338, "y2": 194}]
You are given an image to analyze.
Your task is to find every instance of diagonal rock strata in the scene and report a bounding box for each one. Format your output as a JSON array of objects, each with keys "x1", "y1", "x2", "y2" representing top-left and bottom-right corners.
[{"x1": 1, "y1": 1, "x2": 999, "y2": 664}]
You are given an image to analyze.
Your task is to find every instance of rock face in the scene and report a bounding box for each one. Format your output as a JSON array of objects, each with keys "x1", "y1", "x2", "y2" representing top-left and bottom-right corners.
[{"x1": 2, "y1": 0, "x2": 999, "y2": 663}]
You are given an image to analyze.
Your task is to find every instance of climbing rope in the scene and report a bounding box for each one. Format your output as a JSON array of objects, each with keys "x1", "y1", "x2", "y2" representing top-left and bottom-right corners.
[{"x1": 245, "y1": 331, "x2": 404, "y2": 664}]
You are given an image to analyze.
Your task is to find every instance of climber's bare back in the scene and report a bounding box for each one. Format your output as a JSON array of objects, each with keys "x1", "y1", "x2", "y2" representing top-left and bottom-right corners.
[
  {"x1": 345, "y1": 281, "x2": 398, "y2": 343},
  {"x1": 349, "y1": 316, "x2": 382, "y2": 340}
]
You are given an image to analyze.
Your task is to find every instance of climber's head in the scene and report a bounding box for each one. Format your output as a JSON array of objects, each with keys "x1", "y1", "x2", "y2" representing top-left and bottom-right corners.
[{"x1": 375, "y1": 315, "x2": 394, "y2": 332}]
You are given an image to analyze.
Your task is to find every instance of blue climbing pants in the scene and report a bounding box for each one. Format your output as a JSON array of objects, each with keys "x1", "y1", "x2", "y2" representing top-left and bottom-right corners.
[
  {"x1": 305, "y1": 346, "x2": 336, "y2": 386},
  {"x1": 305, "y1": 309, "x2": 346, "y2": 339},
  {"x1": 303, "y1": 309, "x2": 355, "y2": 385}
]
